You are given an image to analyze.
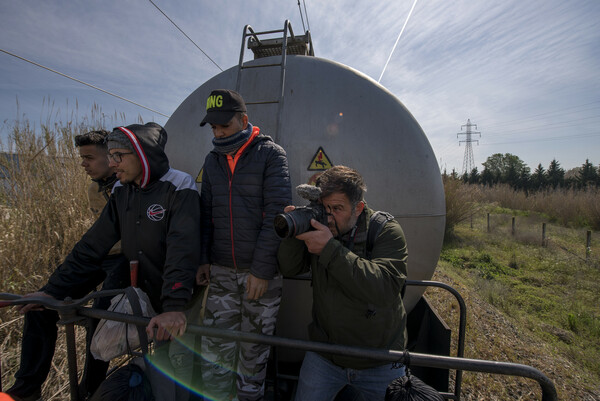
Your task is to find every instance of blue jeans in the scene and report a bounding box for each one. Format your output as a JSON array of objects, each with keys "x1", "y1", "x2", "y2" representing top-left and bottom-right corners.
[{"x1": 295, "y1": 351, "x2": 405, "y2": 401}]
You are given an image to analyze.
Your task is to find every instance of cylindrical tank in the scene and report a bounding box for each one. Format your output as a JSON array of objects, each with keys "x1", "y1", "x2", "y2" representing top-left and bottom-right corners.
[{"x1": 165, "y1": 55, "x2": 445, "y2": 353}]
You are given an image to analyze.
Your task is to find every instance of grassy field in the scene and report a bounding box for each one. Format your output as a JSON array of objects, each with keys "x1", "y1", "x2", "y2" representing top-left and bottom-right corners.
[{"x1": 426, "y1": 209, "x2": 600, "y2": 400}]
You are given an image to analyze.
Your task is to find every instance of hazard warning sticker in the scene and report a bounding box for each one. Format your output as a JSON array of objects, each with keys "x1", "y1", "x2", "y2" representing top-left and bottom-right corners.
[{"x1": 307, "y1": 147, "x2": 333, "y2": 171}]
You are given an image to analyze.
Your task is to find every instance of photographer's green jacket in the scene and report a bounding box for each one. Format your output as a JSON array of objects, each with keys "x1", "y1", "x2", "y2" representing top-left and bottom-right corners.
[{"x1": 277, "y1": 207, "x2": 408, "y2": 369}]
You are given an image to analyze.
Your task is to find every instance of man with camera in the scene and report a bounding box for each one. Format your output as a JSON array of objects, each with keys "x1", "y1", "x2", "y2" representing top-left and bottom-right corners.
[{"x1": 277, "y1": 165, "x2": 408, "y2": 400}]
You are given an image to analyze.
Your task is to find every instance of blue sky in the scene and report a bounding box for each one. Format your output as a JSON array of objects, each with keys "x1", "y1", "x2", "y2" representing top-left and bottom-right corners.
[{"x1": 1, "y1": 0, "x2": 598, "y2": 172}]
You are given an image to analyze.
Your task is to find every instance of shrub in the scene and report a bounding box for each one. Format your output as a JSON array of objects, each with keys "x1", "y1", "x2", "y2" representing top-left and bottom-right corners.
[{"x1": 443, "y1": 176, "x2": 483, "y2": 239}]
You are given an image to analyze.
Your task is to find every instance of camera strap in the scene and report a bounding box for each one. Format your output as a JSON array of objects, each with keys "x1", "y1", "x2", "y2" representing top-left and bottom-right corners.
[
  {"x1": 366, "y1": 211, "x2": 394, "y2": 259},
  {"x1": 345, "y1": 225, "x2": 359, "y2": 252}
]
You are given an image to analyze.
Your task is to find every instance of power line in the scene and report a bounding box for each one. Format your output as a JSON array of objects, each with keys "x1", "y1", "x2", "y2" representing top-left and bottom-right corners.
[
  {"x1": 482, "y1": 132, "x2": 600, "y2": 146},
  {"x1": 297, "y1": 0, "x2": 306, "y2": 32},
  {"x1": 0, "y1": 48, "x2": 170, "y2": 118},
  {"x1": 147, "y1": 0, "x2": 223, "y2": 72},
  {"x1": 378, "y1": 0, "x2": 418, "y2": 83},
  {"x1": 482, "y1": 101, "x2": 600, "y2": 129},
  {"x1": 485, "y1": 115, "x2": 600, "y2": 137},
  {"x1": 303, "y1": 0, "x2": 311, "y2": 32}
]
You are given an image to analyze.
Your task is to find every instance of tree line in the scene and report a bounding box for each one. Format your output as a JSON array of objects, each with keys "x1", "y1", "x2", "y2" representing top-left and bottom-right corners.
[{"x1": 443, "y1": 153, "x2": 600, "y2": 191}]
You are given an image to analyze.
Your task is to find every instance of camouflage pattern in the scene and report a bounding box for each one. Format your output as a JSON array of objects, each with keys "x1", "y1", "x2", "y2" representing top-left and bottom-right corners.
[{"x1": 201, "y1": 264, "x2": 282, "y2": 401}]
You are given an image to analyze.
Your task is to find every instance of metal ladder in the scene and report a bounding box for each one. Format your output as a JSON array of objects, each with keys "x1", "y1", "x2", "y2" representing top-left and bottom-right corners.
[{"x1": 235, "y1": 20, "x2": 313, "y2": 143}]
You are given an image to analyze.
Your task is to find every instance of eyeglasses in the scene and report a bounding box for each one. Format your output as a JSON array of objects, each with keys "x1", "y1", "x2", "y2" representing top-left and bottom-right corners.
[{"x1": 107, "y1": 152, "x2": 134, "y2": 163}]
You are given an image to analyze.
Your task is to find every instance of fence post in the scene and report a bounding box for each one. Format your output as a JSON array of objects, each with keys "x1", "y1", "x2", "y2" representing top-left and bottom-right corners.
[
  {"x1": 586, "y1": 230, "x2": 592, "y2": 260},
  {"x1": 487, "y1": 213, "x2": 490, "y2": 233},
  {"x1": 512, "y1": 217, "x2": 516, "y2": 236},
  {"x1": 542, "y1": 223, "x2": 547, "y2": 247}
]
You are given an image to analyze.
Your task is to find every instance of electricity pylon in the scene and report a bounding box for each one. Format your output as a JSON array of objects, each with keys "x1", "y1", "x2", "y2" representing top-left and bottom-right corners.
[{"x1": 457, "y1": 119, "x2": 481, "y2": 175}]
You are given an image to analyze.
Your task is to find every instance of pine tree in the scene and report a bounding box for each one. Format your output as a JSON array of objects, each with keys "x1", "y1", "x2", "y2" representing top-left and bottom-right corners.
[
  {"x1": 546, "y1": 159, "x2": 565, "y2": 189},
  {"x1": 577, "y1": 159, "x2": 598, "y2": 188}
]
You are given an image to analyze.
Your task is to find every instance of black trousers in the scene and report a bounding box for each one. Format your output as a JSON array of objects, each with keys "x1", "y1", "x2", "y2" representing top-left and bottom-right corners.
[{"x1": 9, "y1": 254, "x2": 130, "y2": 400}]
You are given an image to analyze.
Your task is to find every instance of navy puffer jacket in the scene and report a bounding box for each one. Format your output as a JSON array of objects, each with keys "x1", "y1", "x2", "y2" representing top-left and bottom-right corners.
[{"x1": 200, "y1": 126, "x2": 291, "y2": 279}]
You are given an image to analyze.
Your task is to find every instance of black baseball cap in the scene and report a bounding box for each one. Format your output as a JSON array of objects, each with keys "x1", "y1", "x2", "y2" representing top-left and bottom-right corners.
[{"x1": 199, "y1": 89, "x2": 247, "y2": 127}]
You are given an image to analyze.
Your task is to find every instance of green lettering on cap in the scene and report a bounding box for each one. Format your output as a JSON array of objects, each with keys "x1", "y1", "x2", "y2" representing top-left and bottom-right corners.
[{"x1": 206, "y1": 95, "x2": 223, "y2": 110}]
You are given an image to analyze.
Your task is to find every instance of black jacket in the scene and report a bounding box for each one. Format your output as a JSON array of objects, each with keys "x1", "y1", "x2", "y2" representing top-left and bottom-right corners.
[
  {"x1": 44, "y1": 123, "x2": 201, "y2": 312},
  {"x1": 200, "y1": 126, "x2": 291, "y2": 279}
]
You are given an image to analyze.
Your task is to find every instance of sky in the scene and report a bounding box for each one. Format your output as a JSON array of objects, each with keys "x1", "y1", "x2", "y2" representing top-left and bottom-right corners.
[{"x1": 1, "y1": 0, "x2": 599, "y2": 173}]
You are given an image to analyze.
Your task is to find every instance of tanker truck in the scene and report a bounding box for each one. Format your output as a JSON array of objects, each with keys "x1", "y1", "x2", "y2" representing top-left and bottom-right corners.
[{"x1": 162, "y1": 21, "x2": 556, "y2": 400}]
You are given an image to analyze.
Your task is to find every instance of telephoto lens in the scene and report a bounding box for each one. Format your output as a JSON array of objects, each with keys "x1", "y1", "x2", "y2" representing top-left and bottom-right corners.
[
  {"x1": 274, "y1": 184, "x2": 327, "y2": 238},
  {"x1": 274, "y1": 207, "x2": 314, "y2": 238}
]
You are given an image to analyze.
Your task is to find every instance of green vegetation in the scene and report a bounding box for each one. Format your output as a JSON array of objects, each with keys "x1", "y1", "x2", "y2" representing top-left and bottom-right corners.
[{"x1": 430, "y1": 183, "x2": 600, "y2": 400}]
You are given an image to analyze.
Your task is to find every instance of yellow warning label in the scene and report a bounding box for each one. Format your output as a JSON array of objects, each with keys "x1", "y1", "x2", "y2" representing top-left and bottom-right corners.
[
  {"x1": 196, "y1": 167, "x2": 203, "y2": 183},
  {"x1": 308, "y1": 147, "x2": 333, "y2": 171}
]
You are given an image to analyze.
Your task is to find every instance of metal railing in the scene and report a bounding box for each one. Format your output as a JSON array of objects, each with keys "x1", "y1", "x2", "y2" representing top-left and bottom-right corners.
[
  {"x1": 0, "y1": 291, "x2": 558, "y2": 401},
  {"x1": 406, "y1": 279, "x2": 467, "y2": 400}
]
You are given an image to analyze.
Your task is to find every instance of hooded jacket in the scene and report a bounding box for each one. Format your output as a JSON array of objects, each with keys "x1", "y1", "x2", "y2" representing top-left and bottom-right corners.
[
  {"x1": 44, "y1": 123, "x2": 201, "y2": 312},
  {"x1": 200, "y1": 126, "x2": 291, "y2": 279},
  {"x1": 278, "y1": 206, "x2": 408, "y2": 369}
]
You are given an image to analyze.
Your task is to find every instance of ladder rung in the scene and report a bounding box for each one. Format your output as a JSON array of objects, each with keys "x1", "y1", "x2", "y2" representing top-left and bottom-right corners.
[{"x1": 245, "y1": 28, "x2": 285, "y2": 37}]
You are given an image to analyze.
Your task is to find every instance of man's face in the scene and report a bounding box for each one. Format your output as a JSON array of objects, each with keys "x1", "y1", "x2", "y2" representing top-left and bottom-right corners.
[
  {"x1": 210, "y1": 114, "x2": 248, "y2": 139},
  {"x1": 78, "y1": 144, "x2": 113, "y2": 180},
  {"x1": 320, "y1": 192, "x2": 364, "y2": 237},
  {"x1": 107, "y1": 148, "x2": 143, "y2": 185}
]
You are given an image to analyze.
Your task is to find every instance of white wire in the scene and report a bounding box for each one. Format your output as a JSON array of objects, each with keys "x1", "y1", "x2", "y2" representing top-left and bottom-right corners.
[{"x1": 378, "y1": 0, "x2": 418, "y2": 83}]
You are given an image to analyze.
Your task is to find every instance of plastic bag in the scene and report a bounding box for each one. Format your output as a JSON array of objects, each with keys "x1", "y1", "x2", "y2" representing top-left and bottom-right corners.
[
  {"x1": 91, "y1": 287, "x2": 156, "y2": 361},
  {"x1": 385, "y1": 370, "x2": 444, "y2": 401}
]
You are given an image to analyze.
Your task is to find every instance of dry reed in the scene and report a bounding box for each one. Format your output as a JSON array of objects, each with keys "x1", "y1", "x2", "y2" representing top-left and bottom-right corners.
[
  {"x1": 0, "y1": 104, "x2": 132, "y2": 399},
  {"x1": 477, "y1": 183, "x2": 600, "y2": 230}
]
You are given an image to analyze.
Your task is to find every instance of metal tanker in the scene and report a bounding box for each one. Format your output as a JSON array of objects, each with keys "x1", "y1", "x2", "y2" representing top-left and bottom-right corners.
[{"x1": 164, "y1": 22, "x2": 445, "y2": 358}]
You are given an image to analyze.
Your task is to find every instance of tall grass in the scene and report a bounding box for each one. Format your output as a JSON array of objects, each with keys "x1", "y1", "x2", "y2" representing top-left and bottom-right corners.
[
  {"x1": 0, "y1": 120, "x2": 92, "y2": 293},
  {"x1": 476, "y1": 183, "x2": 600, "y2": 230},
  {"x1": 0, "y1": 104, "x2": 136, "y2": 399}
]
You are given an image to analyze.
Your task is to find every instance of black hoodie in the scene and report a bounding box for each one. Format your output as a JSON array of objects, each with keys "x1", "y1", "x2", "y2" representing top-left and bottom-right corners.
[{"x1": 45, "y1": 123, "x2": 201, "y2": 312}]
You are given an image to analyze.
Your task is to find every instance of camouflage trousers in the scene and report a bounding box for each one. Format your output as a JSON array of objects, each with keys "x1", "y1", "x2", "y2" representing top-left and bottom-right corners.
[{"x1": 201, "y1": 264, "x2": 282, "y2": 401}]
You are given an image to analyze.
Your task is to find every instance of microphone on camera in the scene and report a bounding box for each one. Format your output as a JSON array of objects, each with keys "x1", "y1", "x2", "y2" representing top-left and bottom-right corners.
[{"x1": 296, "y1": 184, "x2": 322, "y2": 202}]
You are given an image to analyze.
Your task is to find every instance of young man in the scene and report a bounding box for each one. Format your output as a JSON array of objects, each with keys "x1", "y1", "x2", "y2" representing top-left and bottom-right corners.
[
  {"x1": 197, "y1": 89, "x2": 291, "y2": 401},
  {"x1": 277, "y1": 165, "x2": 408, "y2": 400},
  {"x1": 7, "y1": 130, "x2": 129, "y2": 401},
  {"x1": 8, "y1": 123, "x2": 201, "y2": 401}
]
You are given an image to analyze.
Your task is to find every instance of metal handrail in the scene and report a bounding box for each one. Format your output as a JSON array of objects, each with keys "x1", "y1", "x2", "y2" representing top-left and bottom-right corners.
[
  {"x1": 406, "y1": 279, "x2": 467, "y2": 399},
  {"x1": 0, "y1": 292, "x2": 558, "y2": 401}
]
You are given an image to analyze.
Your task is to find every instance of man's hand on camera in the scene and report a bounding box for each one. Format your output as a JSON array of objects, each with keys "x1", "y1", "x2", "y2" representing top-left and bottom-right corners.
[{"x1": 296, "y1": 219, "x2": 333, "y2": 255}]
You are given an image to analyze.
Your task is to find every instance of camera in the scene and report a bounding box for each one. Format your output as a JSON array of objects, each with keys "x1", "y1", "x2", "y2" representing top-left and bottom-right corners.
[{"x1": 274, "y1": 184, "x2": 329, "y2": 238}]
